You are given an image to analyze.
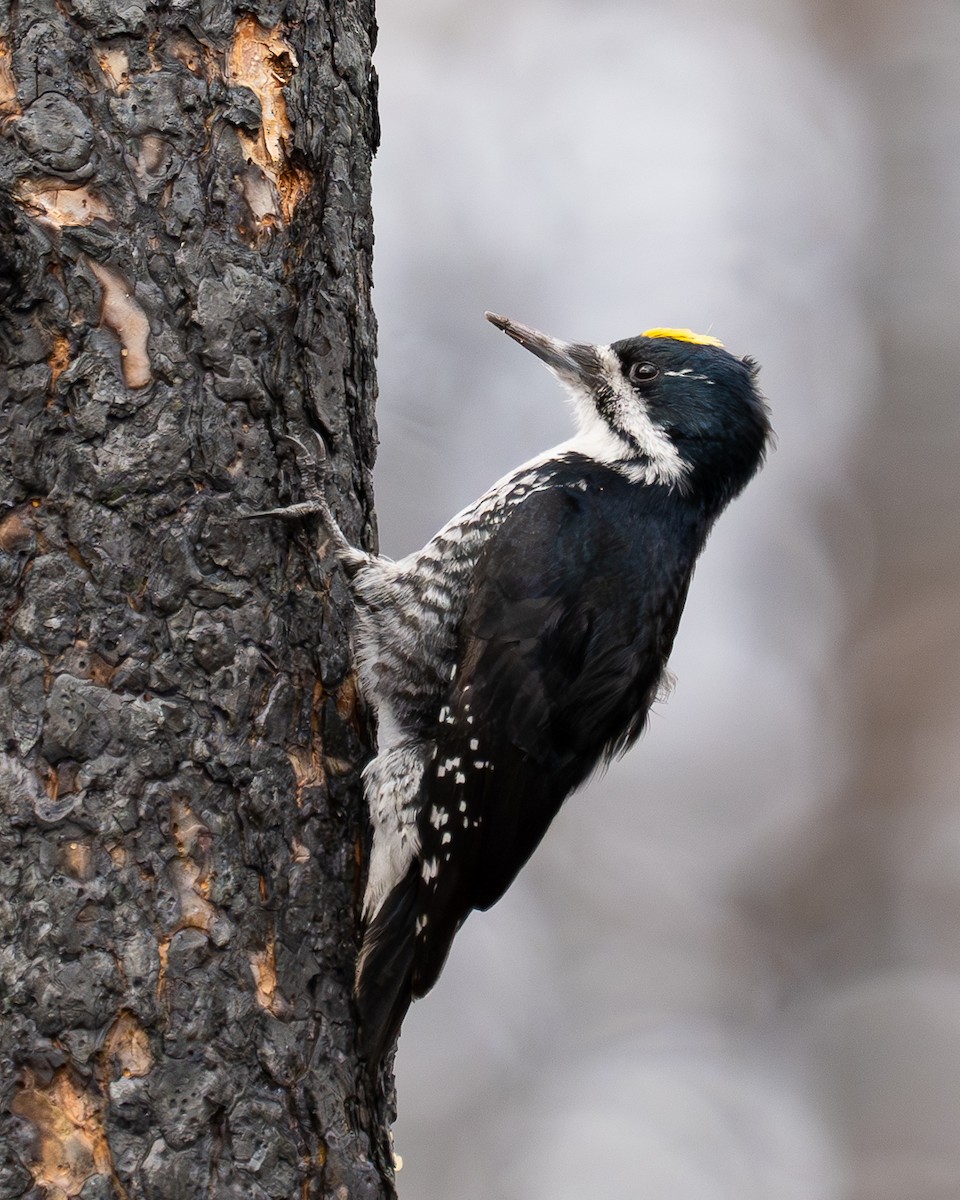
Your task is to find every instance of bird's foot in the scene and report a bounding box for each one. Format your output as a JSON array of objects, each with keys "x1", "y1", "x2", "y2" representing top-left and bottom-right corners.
[{"x1": 241, "y1": 430, "x2": 351, "y2": 554}]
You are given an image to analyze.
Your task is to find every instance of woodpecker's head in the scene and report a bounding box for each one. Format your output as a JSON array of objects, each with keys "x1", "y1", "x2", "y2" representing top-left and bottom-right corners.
[{"x1": 486, "y1": 313, "x2": 771, "y2": 502}]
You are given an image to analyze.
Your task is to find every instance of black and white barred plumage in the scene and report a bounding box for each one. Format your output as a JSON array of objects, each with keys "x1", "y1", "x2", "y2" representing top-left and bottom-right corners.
[{"x1": 342, "y1": 314, "x2": 771, "y2": 1064}]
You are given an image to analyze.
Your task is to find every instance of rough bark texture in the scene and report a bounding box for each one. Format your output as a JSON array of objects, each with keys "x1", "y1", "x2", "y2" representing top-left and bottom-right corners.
[{"x1": 0, "y1": 1, "x2": 392, "y2": 1196}]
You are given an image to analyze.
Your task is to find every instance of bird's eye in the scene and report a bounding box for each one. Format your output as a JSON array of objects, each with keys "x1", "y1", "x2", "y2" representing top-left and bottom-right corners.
[{"x1": 628, "y1": 361, "x2": 659, "y2": 385}]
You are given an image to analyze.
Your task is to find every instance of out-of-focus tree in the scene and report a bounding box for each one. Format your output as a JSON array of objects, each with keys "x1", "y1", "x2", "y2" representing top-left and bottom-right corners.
[{"x1": 371, "y1": 3, "x2": 960, "y2": 1199}]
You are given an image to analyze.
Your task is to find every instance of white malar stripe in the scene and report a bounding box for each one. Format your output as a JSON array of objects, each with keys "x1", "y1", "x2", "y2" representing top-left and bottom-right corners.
[
  {"x1": 594, "y1": 345, "x2": 689, "y2": 488},
  {"x1": 556, "y1": 404, "x2": 633, "y2": 473}
]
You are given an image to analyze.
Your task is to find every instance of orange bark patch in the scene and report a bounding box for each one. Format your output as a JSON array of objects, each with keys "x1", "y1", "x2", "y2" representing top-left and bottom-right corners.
[
  {"x1": 102, "y1": 1011, "x2": 152, "y2": 1079},
  {"x1": 0, "y1": 36, "x2": 19, "y2": 117},
  {"x1": 0, "y1": 510, "x2": 33, "y2": 553},
  {"x1": 168, "y1": 33, "x2": 208, "y2": 76},
  {"x1": 11, "y1": 1069, "x2": 114, "y2": 1197},
  {"x1": 156, "y1": 938, "x2": 169, "y2": 997},
  {"x1": 16, "y1": 182, "x2": 113, "y2": 227},
  {"x1": 85, "y1": 653, "x2": 115, "y2": 687},
  {"x1": 169, "y1": 858, "x2": 217, "y2": 931},
  {"x1": 286, "y1": 746, "x2": 325, "y2": 808},
  {"x1": 335, "y1": 673, "x2": 363, "y2": 737},
  {"x1": 226, "y1": 16, "x2": 309, "y2": 224},
  {"x1": 168, "y1": 799, "x2": 216, "y2": 932},
  {"x1": 69, "y1": 639, "x2": 116, "y2": 687},
  {"x1": 42, "y1": 763, "x2": 59, "y2": 804},
  {"x1": 49, "y1": 333, "x2": 71, "y2": 391},
  {"x1": 249, "y1": 936, "x2": 279, "y2": 1011},
  {"x1": 137, "y1": 132, "x2": 168, "y2": 174},
  {"x1": 87, "y1": 259, "x2": 152, "y2": 390},
  {"x1": 60, "y1": 839, "x2": 93, "y2": 881},
  {"x1": 170, "y1": 797, "x2": 209, "y2": 859},
  {"x1": 275, "y1": 162, "x2": 311, "y2": 226},
  {"x1": 96, "y1": 46, "x2": 129, "y2": 90}
]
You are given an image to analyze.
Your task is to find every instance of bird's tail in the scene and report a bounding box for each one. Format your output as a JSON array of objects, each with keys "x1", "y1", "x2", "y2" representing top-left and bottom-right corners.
[{"x1": 354, "y1": 865, "x2": 420, "y2": 1066}]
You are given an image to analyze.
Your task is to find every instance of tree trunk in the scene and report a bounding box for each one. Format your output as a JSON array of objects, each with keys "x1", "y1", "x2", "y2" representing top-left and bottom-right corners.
[{"x1": 0, "y1": 2, "x2": 392, "y2": 1196}]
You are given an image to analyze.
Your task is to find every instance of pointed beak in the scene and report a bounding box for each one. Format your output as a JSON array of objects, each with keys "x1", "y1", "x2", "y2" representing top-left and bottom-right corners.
[{"x1": 485, "y1": 312, "x2": 598, "y2": 387}]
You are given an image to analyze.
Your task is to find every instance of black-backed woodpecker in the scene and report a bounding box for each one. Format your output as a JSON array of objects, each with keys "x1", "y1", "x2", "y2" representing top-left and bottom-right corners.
[{"x1": 310, "y1": 314, "x2": 770, "y2": 1064}]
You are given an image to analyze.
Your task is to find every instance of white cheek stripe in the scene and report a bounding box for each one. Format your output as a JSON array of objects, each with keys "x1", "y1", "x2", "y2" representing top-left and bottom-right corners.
[{"x1": 570, "y1": 346, "x2": 688, "y2": 488}]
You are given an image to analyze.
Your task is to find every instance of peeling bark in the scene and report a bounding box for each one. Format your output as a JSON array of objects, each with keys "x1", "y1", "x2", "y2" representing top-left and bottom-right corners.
[{"x1": 0, "y1": 1, "x2": 391, "y2": 1197}]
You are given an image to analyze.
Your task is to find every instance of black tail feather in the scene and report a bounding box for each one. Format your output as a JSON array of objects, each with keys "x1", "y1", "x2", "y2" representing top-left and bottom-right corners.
[{"x1": 355, "y1": 866, "x2": 420, "y2": 1066}]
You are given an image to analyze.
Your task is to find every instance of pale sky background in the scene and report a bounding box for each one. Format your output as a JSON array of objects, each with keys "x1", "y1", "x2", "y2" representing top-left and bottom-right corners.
[{"x1": 369, "y1": 4, "x2": 960, "y2": 1197}]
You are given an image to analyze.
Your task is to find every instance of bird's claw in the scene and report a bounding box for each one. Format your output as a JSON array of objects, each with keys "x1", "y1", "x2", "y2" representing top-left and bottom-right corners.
[
  {"x1": 241, "y1": 428, "x2": 350, "y2": 552},
  {"x1": 239, "y1": 500, "x2": 327, "y2": 521}
]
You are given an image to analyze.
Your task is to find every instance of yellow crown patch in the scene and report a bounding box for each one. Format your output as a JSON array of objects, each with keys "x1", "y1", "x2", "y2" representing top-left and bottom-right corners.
[{"x1": 642, "y1": 327, "x2": 724, "y2": 348}]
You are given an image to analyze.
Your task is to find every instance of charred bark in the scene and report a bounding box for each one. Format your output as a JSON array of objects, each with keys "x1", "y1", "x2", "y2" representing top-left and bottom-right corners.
[{"x1": 0, "y1": 1, "x2": 392, "y2": 1196}]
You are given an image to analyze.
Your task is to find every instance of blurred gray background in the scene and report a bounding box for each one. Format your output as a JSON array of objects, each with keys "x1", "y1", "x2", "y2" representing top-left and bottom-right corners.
[{"x1": 368, "y1": 2, "x2": 960, "y2": 1197}]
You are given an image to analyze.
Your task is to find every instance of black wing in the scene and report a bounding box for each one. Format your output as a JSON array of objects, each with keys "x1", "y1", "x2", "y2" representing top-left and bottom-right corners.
[
  {"x1": 413, "y1": 476, "x2": 698, "y2": 986},
  {"x1": 356, "y1": 474, "x2": 700, "y2": 1062}
]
